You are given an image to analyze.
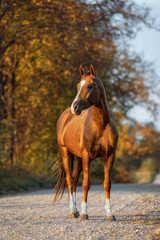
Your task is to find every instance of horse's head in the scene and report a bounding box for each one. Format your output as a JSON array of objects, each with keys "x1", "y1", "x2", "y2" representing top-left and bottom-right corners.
[{"x1": 71, "y1": 65, "x2": 99, "y2": 115}]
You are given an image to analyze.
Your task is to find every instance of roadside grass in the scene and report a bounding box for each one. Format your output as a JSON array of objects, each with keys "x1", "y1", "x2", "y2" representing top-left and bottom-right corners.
[
  {"x1": 0, "y1": 170, "x2": 56, "y2": 194},
  {"x1": 128, "y1": 171, "x2": 156, "y2": 184},
  {"x1": 0, "y1": 157, "x2": 157, "y2": 194}
]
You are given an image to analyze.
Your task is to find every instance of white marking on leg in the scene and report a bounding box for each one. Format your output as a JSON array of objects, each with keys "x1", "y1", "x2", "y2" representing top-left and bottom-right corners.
[
  {"x1": 105, "y1": 199, "x2": 113, "y2": 216},
  {"x1": 73, "y1": 192, "x2": 78, "y2": 213},
  {"x1": 71, "y1": 80, "x2": 85, "y2": 114},
  {"x1": 73, "y1": 192, "x2": 76, "y2": 205},
  {"x1": 69, "y1": 193, "x2": 77, "y2": 213},
  {"x1": 81, "y1": 201, "x2": 88, "y2": 215}
]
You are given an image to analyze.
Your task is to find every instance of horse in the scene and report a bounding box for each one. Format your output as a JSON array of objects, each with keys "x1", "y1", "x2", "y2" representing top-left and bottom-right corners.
[{"x1": 54, "y1": 65, "x2": 118, "y2": 220}]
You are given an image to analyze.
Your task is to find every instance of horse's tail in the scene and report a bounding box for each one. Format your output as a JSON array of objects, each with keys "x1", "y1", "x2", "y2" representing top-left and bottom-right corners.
[
  {"x1": 52, "y1": 153, "x2": 74, "y2": 203},
  {"x1": 53, "y1": 155, "x2": 66, "y2": 203}
]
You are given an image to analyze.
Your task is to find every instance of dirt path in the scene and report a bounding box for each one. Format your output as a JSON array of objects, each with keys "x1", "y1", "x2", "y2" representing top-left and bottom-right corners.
[
  {"x1": 153, "y1": 174, "x2": 160, "y2": 184},
  {"x1": 0, "y1": 184, "x2": 160, "y2": 240}
]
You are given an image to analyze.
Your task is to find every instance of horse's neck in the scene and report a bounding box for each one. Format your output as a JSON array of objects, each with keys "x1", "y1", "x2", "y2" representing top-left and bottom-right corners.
[{"x1": 91, "y1": 85, "x2": 110, "y2": 129}]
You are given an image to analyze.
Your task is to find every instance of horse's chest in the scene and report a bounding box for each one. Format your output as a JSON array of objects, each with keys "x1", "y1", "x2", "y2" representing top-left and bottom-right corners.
[
  {"x1": 85, "y1": 130, "x2": 115, "y2": 159},
  {"x1": 90, "y1": 141, "x2": 102, "y2": 159},
  {"x1": 85, "y1": 137, "x2": 107, "y2": 159}
]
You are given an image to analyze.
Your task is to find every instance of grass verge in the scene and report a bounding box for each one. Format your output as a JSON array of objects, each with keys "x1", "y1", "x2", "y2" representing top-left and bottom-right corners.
[{"x1": 0, "y1": 170, "x2": 56, "y2": 194}]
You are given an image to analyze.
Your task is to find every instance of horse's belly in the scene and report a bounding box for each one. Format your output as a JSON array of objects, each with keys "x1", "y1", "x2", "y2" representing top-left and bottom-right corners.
[{"x1": 63, "y1": 126, "x2": 83, "y2": 158}]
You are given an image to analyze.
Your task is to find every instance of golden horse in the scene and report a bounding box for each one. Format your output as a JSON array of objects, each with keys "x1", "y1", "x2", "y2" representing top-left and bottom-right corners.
[{"x1": 54, "y1": 65, "x2": 118, "y2": 220}]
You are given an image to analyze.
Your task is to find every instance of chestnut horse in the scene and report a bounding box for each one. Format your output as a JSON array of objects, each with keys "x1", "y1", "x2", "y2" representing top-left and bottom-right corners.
[{"x1": 54, "y1": 65, "x2": 118, "y2": 220}]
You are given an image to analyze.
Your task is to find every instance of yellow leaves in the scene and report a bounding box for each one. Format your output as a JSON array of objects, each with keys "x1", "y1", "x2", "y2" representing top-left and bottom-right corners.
[
  {"x1": 23, "y1": 86, "x2": 29, "y2": 92},
  {"x1": 116, "y1": 164, "x2": 128, "y2": 182},
  {"x1": 41, "y1": 133, "x2": 50, "y2": 141},
  {"x1": 36, "y1": 58, "x2": 52, "y2": 71},
  {"x1": 64, "y1": 70, "x2": 70, "y2": 77},
  {"x1": 1, "y1": 19, "x2": 7, "y2": 25},
  {"x1": 67, "y1": 5, "x2": 73, "y2": 10},
  {"x1": 117, "y1": 119, "x2": 160, "y2": 165},
  {"x1": 117, "y1": 122, "x2": 138, "y2": 159},
  {"x1": 39, "y1": 86, "x2": 47, "y2": 95},
  {"x1": 42, "y1": 37, "x2": 52, "y2": 47},
  {"x1": 28, "y1": 94, "x2": 40, "y2": 109},
  {"x1": 21, "y1": 20, "x2": 30, "y2": 26}
]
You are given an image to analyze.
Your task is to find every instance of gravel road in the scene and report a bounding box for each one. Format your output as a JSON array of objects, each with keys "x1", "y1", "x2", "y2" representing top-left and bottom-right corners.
[{"x1": 0, "y1": 184, "x2": 160, "y2": 240}]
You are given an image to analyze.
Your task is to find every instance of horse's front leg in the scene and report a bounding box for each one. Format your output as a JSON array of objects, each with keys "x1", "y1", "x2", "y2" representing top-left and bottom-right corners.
[
  {"x1": 71, "y1": 157, "x2": 82, "y2": 218},
  {"x1": 104, "y1": 151, "x2": 116, "y2": 221},
  {"x1": 80, "y1": 155, "x2": 90, "y2": 220}
]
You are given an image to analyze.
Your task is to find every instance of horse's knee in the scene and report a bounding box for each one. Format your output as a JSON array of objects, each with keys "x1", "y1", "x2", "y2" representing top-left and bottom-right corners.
[
  {"x1": 83, "y1": 179, "x2": 90, "y2": 192},
  {"x1": 83, "y1": 184, "x2": 90, "y2": 192},
  {"x1": 103, "y1": 181, "x2": 111, "y2": 192}
]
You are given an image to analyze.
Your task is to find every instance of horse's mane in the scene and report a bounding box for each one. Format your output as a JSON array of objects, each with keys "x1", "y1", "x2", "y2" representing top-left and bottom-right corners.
[
  {"x1": 82, "y1": 71, "x2": 111, "y2": 125},
  {"x1": 95, "y1": 76, "x2": 111, "y2": 123}
]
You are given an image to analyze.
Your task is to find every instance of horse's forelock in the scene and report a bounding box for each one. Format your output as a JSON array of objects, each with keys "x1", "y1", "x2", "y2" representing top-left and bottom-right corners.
[{"x1": 83, "y1": 71, "x2": 91, "y2": 77}]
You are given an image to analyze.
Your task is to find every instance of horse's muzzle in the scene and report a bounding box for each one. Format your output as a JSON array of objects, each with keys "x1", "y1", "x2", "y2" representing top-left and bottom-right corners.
[
  {"x1": 73, "y1": 102, "x2": 82, "y2": 115},
  {"x1": 71, "y1": 100, "x2": 88, "y2": 115}
]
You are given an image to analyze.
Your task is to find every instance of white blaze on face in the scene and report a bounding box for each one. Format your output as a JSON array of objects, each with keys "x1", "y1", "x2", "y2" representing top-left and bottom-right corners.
[
  {"x1": 105, "y1": 199, "x2": 113, "y2": 216},
  {"x1": 71, "y1": 80, "x2": 86, "y2": 114}
]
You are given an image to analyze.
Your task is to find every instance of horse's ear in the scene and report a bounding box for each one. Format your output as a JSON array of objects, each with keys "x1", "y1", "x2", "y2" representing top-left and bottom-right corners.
[
  {"x1": 90, "y1": 64, "x2": 95, "y2": 77},
  {"x1": 79, "y1": 65, "x2": 85, "y2": 76}
]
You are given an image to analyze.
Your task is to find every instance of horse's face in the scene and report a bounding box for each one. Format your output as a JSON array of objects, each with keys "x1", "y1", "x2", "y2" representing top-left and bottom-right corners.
[{"x1": 71, "y1": 65, "x2": 99, "y2": 115}]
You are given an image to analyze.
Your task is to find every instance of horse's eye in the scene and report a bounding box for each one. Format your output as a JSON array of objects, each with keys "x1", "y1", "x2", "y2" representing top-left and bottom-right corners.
[{"x1": 87, "y1": 84, "x2": 93, "y2": 89}]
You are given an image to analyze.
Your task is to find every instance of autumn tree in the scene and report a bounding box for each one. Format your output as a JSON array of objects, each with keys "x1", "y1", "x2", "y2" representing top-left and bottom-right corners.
[{"x1": 0, "y1": 0, "x2": 159, "y2": 178}]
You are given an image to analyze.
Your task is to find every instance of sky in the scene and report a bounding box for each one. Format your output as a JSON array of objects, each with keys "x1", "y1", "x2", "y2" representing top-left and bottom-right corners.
[{"x1": 128, "y1": 0, "x2": 160, "y2": 130}]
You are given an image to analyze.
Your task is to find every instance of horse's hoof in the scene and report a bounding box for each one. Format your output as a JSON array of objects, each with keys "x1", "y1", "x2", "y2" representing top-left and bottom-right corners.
[
  {"x1": 76, "y1": 212, "x2": 80, "y2": 218},
  {"x1": 107, "y1": 215, "x2": 116, "y2": 221},
  {"x1": 80, "y1": 214, "x2": 89, "y2": 220},
  {"x1": 70, "y1": 212, "x2": 79, "y2": 218}
]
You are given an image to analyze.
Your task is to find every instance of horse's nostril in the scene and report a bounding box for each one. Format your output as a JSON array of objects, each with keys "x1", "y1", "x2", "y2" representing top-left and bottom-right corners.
[{"x1": 74, "y1": 104, "x2": 78, "y2": 111}]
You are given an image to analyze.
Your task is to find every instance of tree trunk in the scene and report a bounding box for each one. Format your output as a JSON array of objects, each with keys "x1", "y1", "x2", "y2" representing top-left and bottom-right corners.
[
  {"x1": 10, "y1": 71, "x2": 15, "y2": 168},
  {"x1": 0, "y1": 70, "x2": 4, "y2": 129}
]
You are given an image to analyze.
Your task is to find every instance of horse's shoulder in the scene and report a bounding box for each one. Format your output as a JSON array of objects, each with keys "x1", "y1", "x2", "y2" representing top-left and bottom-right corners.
[
  {"x1": 57, "y1": 107, "x2": 71, "y2": 121},
  {"x1": 56, "y1": 108, "x2": 72, "y2": 131},
  {"x1": 60, "y1": 107, "x2": 71, "y2": 117}
]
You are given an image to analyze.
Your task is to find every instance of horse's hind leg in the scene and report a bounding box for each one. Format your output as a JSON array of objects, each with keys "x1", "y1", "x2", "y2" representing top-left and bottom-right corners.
[
  {"x1": 72, "y1": 157, "x2": 82, "y2": 218},
  {"x1": 103, "y1": 151, "x2": 116, "y2": 221},
  {"x1": 73, "y1": 157, "x2": 82, "y2": 192},
  {"x1": 80, "y1": 155, "x2": 90, "y2": 220},
  {"x1": 60, "y1": 147, "x2": 77, "y2": 217}
]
